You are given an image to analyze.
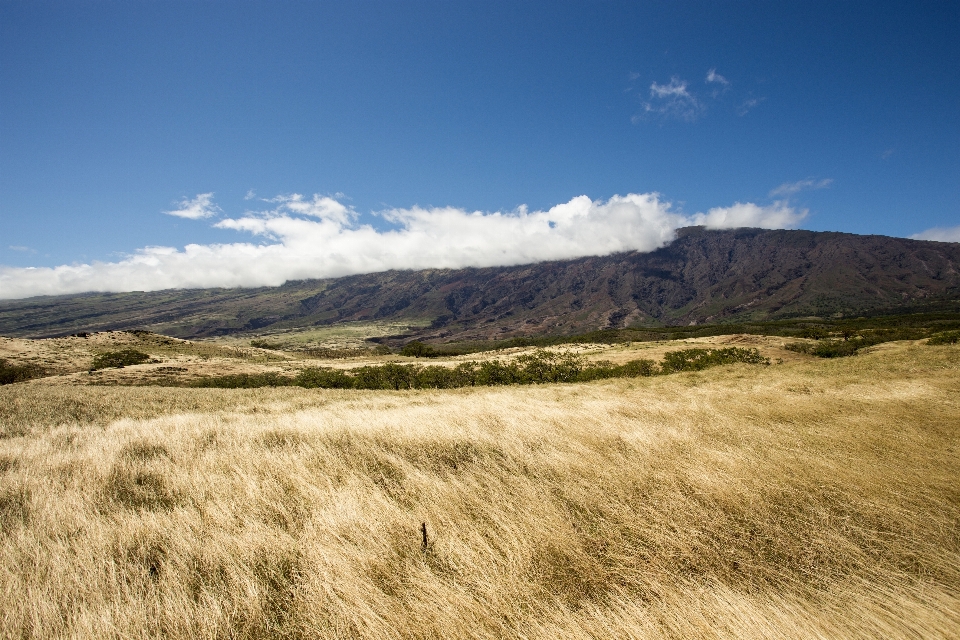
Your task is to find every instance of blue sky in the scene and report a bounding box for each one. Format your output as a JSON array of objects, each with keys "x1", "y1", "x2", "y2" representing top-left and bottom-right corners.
[{"x1": 1, "y1": 1, "x2": 958, "y2": 297}]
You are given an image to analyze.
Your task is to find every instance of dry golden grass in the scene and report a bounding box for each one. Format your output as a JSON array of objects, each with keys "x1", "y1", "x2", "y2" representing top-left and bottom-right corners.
[{"x1": 1, "y1": 341, "x2": 958, "y2": 638}]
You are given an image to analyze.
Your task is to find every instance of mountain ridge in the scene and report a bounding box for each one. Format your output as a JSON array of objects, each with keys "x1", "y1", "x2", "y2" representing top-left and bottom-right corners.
[{"x1": 2, "y1": 227, "x2": 959, "y2": 340}]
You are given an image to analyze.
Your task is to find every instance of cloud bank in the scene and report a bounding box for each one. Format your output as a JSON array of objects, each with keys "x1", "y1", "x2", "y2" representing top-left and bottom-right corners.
[
  {"x1": 0, "y1": 193, "x2": 808, "y2": 300},
  {"x1": 911, "y1": 225, "x2": 960, "y2": 243}
]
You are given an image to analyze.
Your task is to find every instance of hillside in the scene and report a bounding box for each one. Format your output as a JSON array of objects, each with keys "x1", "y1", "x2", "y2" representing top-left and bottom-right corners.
[{"x1": 2, "y1": 227, "x2": 959, "y2": 340}]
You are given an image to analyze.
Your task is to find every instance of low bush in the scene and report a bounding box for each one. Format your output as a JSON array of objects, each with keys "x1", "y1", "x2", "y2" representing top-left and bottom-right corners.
[
  {"x1": 250, "y1": 339, "x2": 284, "y2": 350},
  {"x1": 284, "y1": 347, "x2": 770, "y2": 390},
  {"x1": 296, "y1": 346, "x2": 389, "y2": 358},
  {"x1": 190, "y1": 347, "x2": 762, "y2": 390},
  {"x1": 189, "y1": 372, "x2": 293, "y2": 388},
  {"x1": 0, "y1": 359, "x2": 46, "y2": 385},
  {"x1": 400, "y1": 341, "x2": 436, "y2": 358},
  {"x1": 785, "y1": 326, "x2": 944, "y2": 358},
  {"x1": 91, "y1": 349, "x2": 151, "y2": 370},
  {"x1": 927, "y1": 330, "x2": 960, "y2": 345},
  {"x1": 294, "y1": 367, "x2": 354, "y2": 389},
  {"x1": 660, "y1": 347, "x2": 769, "y2": 372},
  {"x1": 786, "y1": 339, "x2": 860, "y2": 358}
]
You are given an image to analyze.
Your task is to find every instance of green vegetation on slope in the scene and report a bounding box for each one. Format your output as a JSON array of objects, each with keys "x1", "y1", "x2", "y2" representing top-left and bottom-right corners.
[
  {"x1": 91, "y1": 349, "x2": 152, "y2": 370},
  {"x1": 408, "y1": 309, "x2": 960, "y2": 359},
  {"x1": 0, "y1": 358, "x2": 45, "y2": 385},
  {"x1": 927, "y1": 330, "x2": 960, "y2": 345},
  {"x1": 186, "y1": 347, "x2": 768, "y2": 390}
]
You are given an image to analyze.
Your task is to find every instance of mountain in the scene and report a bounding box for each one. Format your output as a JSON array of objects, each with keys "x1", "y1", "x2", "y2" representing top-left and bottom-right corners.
[{"x1": 2, "y1": 227, "x2": 959, "y2": 340}]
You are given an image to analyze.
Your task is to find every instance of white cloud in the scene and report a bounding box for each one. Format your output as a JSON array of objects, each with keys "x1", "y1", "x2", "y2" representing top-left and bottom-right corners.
[
  {"x1": 640, "y1": 77, "x2": 703, "y2": 122},
  {"x1": 910, "y1": 225, "x2": 960, "y2": 243},
  {"x1": 164, "y1": 193, "x2": 221, "y2": 219},
  {"x1": 0, "y1": 192, "x2": 811, "y2": 300},
  {"x1": 769, "y1": 178, "x2": 833, "y2": 198},
  {"x1": 706, "y1": 69, "x2": 729, "y2": 85},
  {"x1": 691, "y1": 202, "x2": 807, "y2": 230}
]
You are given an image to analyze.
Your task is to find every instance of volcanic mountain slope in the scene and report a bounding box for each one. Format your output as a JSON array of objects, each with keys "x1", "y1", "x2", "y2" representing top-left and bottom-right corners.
[{"x1": 2, "y1": 227, "x2": 959, "y2": 340}]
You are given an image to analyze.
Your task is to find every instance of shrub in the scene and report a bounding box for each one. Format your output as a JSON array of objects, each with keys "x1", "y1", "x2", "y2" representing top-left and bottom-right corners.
[
  {"x1": 91, "y1": 349, "x2": 151, "y2": 370},
  {"x1": 785, "y1": 342, "x2": 813, "y2": 355},
  {"x1": 810, "y1": 340, "x2": 861, "y2": 358},
  {"x1": 400, "y1": 341, "x2": 436, "y2": 358},
  {"x1": 295, "y1": 367, "x2": 355, "y2": 389},
  {"x1": 796, "y1": 327, "x2": 830, "y2": 339},
  {"x1": 473, "y1": 360, "x2": 523, "y2": 386},
  {"x1": 614, "y1": 358, "x2": 658, "y2": 378},
  {"x1": 927, "y1": 331, "x2": 960, "y2": 345},
  {"x1": 0, "y1": 359, "x2": 46, "y2": 385},
  {"x1": 190, "y1": 372, "x2": 293, "y2": 388},
  {"x1": 660, "y1": 347, "x2": 769, "y2": 372},
  {"x1": 515, "y1": 350, "x2": 586, "y2": 383},
  {"x1": 250, "y1": 339, "x2": 284, "y2": 350},
  {"x1": 352, "y1": 363, "x2": 418, "y2": 390},
  {"x1": 168, "y1": 347, "x2": 766, "y2": 390}
]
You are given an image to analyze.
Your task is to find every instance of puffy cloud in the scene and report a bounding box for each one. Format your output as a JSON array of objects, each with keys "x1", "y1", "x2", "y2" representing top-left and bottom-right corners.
[
  {"x1": 164, "y1": 193, "x2": 220, "y2": 219},
  {"x1": 691, "y1": 202, "x2": 807, "y2": 229},
  {"x1": 0, "y1": 192, "x2": 810, "y2": 300},
  {"x1": 769, "y1": 178, "x2": 833, "y2": 198},
  {"x1": 910, "y1": 225, "x2": 960, "y2": 243}
]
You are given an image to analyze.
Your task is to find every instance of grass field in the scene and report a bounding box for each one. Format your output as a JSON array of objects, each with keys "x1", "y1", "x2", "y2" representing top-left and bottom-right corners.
[{"x1": 1, "y1": 339, "x2": 958, "y2": 638}]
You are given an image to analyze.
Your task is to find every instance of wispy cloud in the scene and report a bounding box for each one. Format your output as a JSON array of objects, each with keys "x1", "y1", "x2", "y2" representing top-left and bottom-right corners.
[
  {"x1": 881, "y1": 148, "x2": 895, "y2": 160},
  {"x1": 705, "y1": 68, "x2": 729, "y2": 86},
  {"x1": 632, "y1": 68, "x2": 763, "y2": 122},
  {"x1": 705, "y1": 68, "x2": 731, "y2": 98},
  {"x1": 769, "y1": 178, "x2": 833, "y2": 198},
  {"x1": 8, "y1": 245, "x2": 35, "y2": 253},
  {"x1": 164, "y1": 193, "x2": 221, "y2": 219},
  {"x1": 638, "y1": 77, "x2": 703, "y2": 122},
  {"x1": 910, "y1": 225, "x2": 960, "y2": 243},
  {"x1": 0, "y1": 192, "x2": 808, "y2": 299}
]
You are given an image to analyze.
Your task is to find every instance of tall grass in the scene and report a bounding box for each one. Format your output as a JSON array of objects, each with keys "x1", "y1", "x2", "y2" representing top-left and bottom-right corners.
[{"x1": 0, "y1": 342, "x2": 958, "y2": 637}]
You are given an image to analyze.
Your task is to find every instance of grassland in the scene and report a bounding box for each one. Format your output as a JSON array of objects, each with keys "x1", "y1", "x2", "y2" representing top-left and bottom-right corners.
[{"x1": 0, "y1": 338, "x2": 958, "y2": 638}]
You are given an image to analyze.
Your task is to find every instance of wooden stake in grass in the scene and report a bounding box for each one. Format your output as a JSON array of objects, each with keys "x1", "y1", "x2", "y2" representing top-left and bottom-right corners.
[{"x1": 421, "y1": 522, "x2": 428, "y2": 551}]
